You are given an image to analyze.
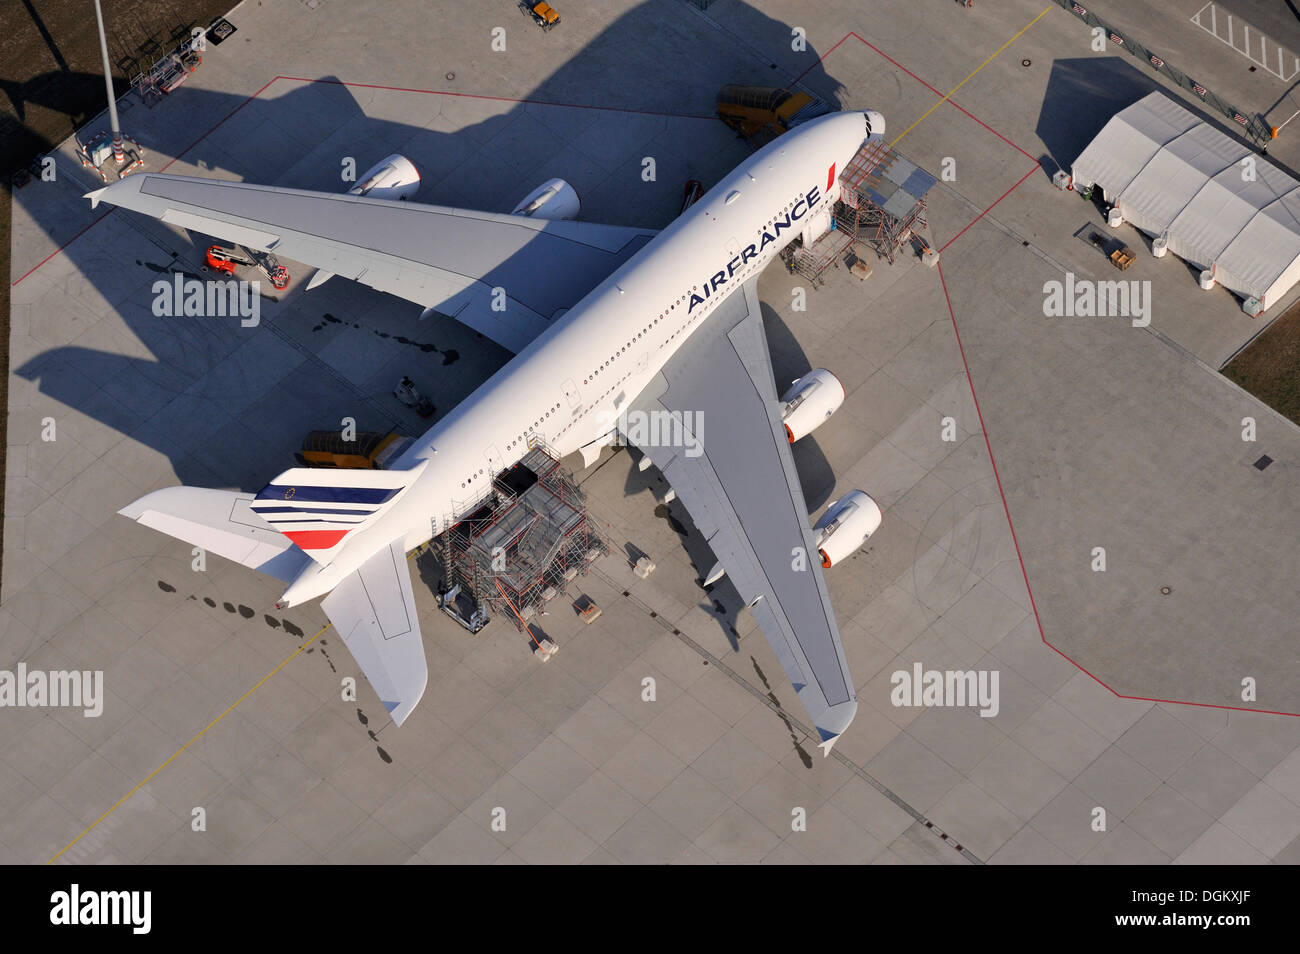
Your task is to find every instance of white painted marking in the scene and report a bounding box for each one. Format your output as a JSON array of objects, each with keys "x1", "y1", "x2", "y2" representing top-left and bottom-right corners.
[{"x1": 1190, "y1": 2, "x2": 1300, "y2": 81}]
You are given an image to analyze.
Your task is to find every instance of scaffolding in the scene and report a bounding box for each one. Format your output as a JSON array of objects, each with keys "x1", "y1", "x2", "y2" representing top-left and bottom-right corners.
[
  {"x1": 833, "y1": 138, "x2": 936, "y2": 265},
  {"x1": 436, "y1": 442, "x2": 609, "y2": 635},
  {"x1": 774, "y1": 137, "x2": 937, "y2": 285},
  {"x1": 787, "y1": 228, "x2": 854, "y2": 286}
]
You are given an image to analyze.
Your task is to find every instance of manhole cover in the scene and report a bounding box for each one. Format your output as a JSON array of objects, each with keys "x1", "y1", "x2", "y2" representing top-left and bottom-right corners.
[{"x1": 1254, "y1": 455, "x2": 1273, "y2": 470}]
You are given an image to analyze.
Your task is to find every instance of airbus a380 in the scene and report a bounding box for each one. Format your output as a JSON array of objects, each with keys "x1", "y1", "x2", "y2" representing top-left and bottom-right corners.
[{"x1": 90, "y1": 108, "x2": 887, "y2": 754}]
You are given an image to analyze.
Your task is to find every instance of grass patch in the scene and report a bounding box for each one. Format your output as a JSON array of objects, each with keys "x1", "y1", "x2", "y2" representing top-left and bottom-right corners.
[{"x1": 1222, "y1": 299, "x2": 1300, "y2": 425}]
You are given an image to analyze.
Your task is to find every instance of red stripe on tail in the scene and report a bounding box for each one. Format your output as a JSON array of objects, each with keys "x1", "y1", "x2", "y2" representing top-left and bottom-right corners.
[
  {"x1": 827, "y1": 163, "x2": 836, "y2": 192},
  {"x1": 284, "y1": 529, "x2": 350, "y2": 550}
]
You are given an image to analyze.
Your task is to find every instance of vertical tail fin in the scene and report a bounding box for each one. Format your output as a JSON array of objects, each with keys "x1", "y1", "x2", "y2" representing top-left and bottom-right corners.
[{"x1": 249, "y1": 460, "x2": 428, "y2": 564}]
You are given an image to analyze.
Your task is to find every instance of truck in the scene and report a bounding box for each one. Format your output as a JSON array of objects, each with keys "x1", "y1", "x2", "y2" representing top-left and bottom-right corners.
[{"x1": 519, "y1": 1, "x2": 560, "y2": 30}]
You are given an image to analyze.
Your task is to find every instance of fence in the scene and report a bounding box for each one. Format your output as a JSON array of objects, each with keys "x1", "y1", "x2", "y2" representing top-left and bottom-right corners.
[{"x1": 1050, "y1": 0, "x2": 1272, "y2": 146}]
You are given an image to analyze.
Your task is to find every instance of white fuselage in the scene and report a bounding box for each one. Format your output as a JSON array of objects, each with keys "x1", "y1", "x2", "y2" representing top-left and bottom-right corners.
[{"x1": 280, "y1": 111, "x2": 877, "y2": 605}]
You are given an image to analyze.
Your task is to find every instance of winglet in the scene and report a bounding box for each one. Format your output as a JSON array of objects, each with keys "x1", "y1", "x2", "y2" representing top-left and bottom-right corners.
[
  {"x1": 814, "y1": 700, "x2": 857, "y2": 757},
  {"x1": 816, "y1": 726, "x2": 841, "y2": 758},
  {"x1": 85, "y1": 187, "x2": 107, "y2": 210}
]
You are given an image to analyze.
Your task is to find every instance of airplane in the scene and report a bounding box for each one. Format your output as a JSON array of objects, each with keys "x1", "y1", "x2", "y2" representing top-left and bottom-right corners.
[{"x1": 89, "y1": 108, "x2": 887, "y2": 755}]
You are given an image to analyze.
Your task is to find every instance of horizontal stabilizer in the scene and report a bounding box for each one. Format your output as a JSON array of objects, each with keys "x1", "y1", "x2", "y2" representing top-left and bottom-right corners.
[
  {"x1": 322, "y1": 537, "x2": 427, "y2": 725},
  {"x1": 119, "y1": 487, "x2": 313, "y2": 582}
]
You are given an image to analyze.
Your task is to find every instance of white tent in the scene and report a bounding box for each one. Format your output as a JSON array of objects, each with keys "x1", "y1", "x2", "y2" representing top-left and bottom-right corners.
[{"x1": 1072, "y1": 93, "x2": 1300, "y2": 309}]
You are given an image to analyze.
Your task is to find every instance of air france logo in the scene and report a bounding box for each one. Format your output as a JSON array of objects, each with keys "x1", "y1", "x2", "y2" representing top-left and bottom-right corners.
[{"x1": 687, "y1": 184, "x2": 822, "y2": 314}]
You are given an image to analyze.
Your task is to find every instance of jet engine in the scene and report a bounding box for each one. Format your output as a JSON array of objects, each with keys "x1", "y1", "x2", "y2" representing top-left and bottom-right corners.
[
  {"x1": 349, "y1": 154, "x2": 421, "y2": 201},
  {"x1": 813, "y1": 491, "x2": 882, "y2": 568},
  {"x1": 511, "y1": 178, "x2": 581, "y2": 220},
  {"x1": 780, "y1": 368, "x2": 844, "y2": 443}
]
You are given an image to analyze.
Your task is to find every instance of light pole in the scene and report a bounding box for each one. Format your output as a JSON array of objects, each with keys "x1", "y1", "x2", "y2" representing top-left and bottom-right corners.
[{"x1": 93, "y1": 0, "x2": 123, "y2": 161}]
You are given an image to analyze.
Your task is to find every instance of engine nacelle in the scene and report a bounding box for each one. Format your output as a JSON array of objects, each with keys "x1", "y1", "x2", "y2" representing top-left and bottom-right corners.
[
  {"x1": 780, "y1": 368, "x2": 844, "y2": 443},
  {"x1": 512, "y1": 178, "x2": 580, "y2": 220},
  {"x1": 349, "y1": 154, "x2": 421, "y2": 201},
  {"x1": 814, "y1": 491, "x2": 882, "y2": 568}
]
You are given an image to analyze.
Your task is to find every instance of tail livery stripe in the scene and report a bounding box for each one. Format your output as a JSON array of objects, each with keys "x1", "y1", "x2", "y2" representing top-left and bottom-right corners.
[
  {"x1": 827, "y1": 162, "x2": 836, "y2": 193},
  {"x1": 251, "y1": 505, "x2": 379, "y2": 516},
  {"x1": 253, "y1": 460, "x2": 428, "y2": 565},
  {"x1": 261, "y1": 517, "x2": 369, "y2": 526},
  {"x1": 255, "y1": 484, "x2": 401, "y2": 505},
  {"x1": 283, "y1": 529, "x2": 352, "y2": 550}
]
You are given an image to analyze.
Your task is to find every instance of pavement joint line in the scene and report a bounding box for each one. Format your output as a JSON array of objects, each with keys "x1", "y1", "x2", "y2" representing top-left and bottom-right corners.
[
  {"x1": 46, "y1": 623, "x2": 331, "y2": 864},
  {"x1": 889, "y1": 6, "x2": 1054, "y2": 151},
  {"x1": 260, "y1": 313, "x2": 402, "y2": 433},
  {"x1": 593, "y1": 567, "x2": 982, "y2": 864}
]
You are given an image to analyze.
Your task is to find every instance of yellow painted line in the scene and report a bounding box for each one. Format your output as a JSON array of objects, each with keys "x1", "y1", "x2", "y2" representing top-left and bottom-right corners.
[
  {"x1": 47, "y1": 623, "x2": 330, "y2": 864},
  {"x1": 890, "y1": 5, "x2": 1053, "y2": 148}
]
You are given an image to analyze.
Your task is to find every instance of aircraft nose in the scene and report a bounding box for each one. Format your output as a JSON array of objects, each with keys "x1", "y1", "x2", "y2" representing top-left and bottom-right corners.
[{"x1": 863, "y1": 110, "x2": 885, "y2": 139}]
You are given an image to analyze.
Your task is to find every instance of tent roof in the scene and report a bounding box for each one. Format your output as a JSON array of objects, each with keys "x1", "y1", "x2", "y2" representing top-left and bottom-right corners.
[{"x1": 1072, "y1": 93, "x2": 1300, "y2": 303}]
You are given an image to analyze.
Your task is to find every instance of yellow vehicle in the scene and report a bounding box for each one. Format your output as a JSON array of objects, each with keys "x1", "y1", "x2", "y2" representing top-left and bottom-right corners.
[
  {"x1": 295, "y1": 430, "x2": 412, "y2": 469},
  {"x1": 519, "y1": 1, "x2": 560, "y2": 31},
  {"x1": 716, "y1": 85, "x2": 831, "y2": 142}
]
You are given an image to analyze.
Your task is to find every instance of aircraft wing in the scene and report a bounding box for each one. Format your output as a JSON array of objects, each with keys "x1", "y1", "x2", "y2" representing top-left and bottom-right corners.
[
  {"x1": 87, "y1": 173, "x2": 656, "y2": 353},
  {"x1": 624, "y1": 278, "x2": 857, "y2": 754},
  {"x1": 320, "y1": 536, "x2": 427, "y2": 726}
]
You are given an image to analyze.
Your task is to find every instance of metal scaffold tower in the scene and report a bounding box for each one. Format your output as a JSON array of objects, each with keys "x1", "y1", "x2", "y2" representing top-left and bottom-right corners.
[
  {"x1": 787, "y1": 228, "x2": 854, "y2": 286},
  {"x1": 436, "y1": 442, "x2": 609, "y2": 637},
  {"x1": 833, "y1": 138, "x2": 937, "y2": 265}
]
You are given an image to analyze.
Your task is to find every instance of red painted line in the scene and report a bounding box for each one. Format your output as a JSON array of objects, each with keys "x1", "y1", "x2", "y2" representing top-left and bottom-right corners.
[
  {"x1": 848, "y1": 32, "x2": 1037, "y2": 161},
  {"x1": 937, "y1": 162, "x2": 1039, "y2": 254},
  {"x1": 935, "y1": 261, "x2": 1298, "y2": 718},
  {"x1": 16, "y1": 29, "x2": 1043, "y2": 289},
  {"x1": 792, "y1": 31, "x2": 856, "y2": 86},
  {"x1": 158, "y1": 74, "x2": 282, "y2": 172},
  {"x1": 11, "y1": 211, "x2": 114, "y2": 287},
  {"x1": 12, "y1": 75, "x2": 283, "y2": 288},
  {"x1": 11, "y1": 75, "x2": 724, "y2": 288}
]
